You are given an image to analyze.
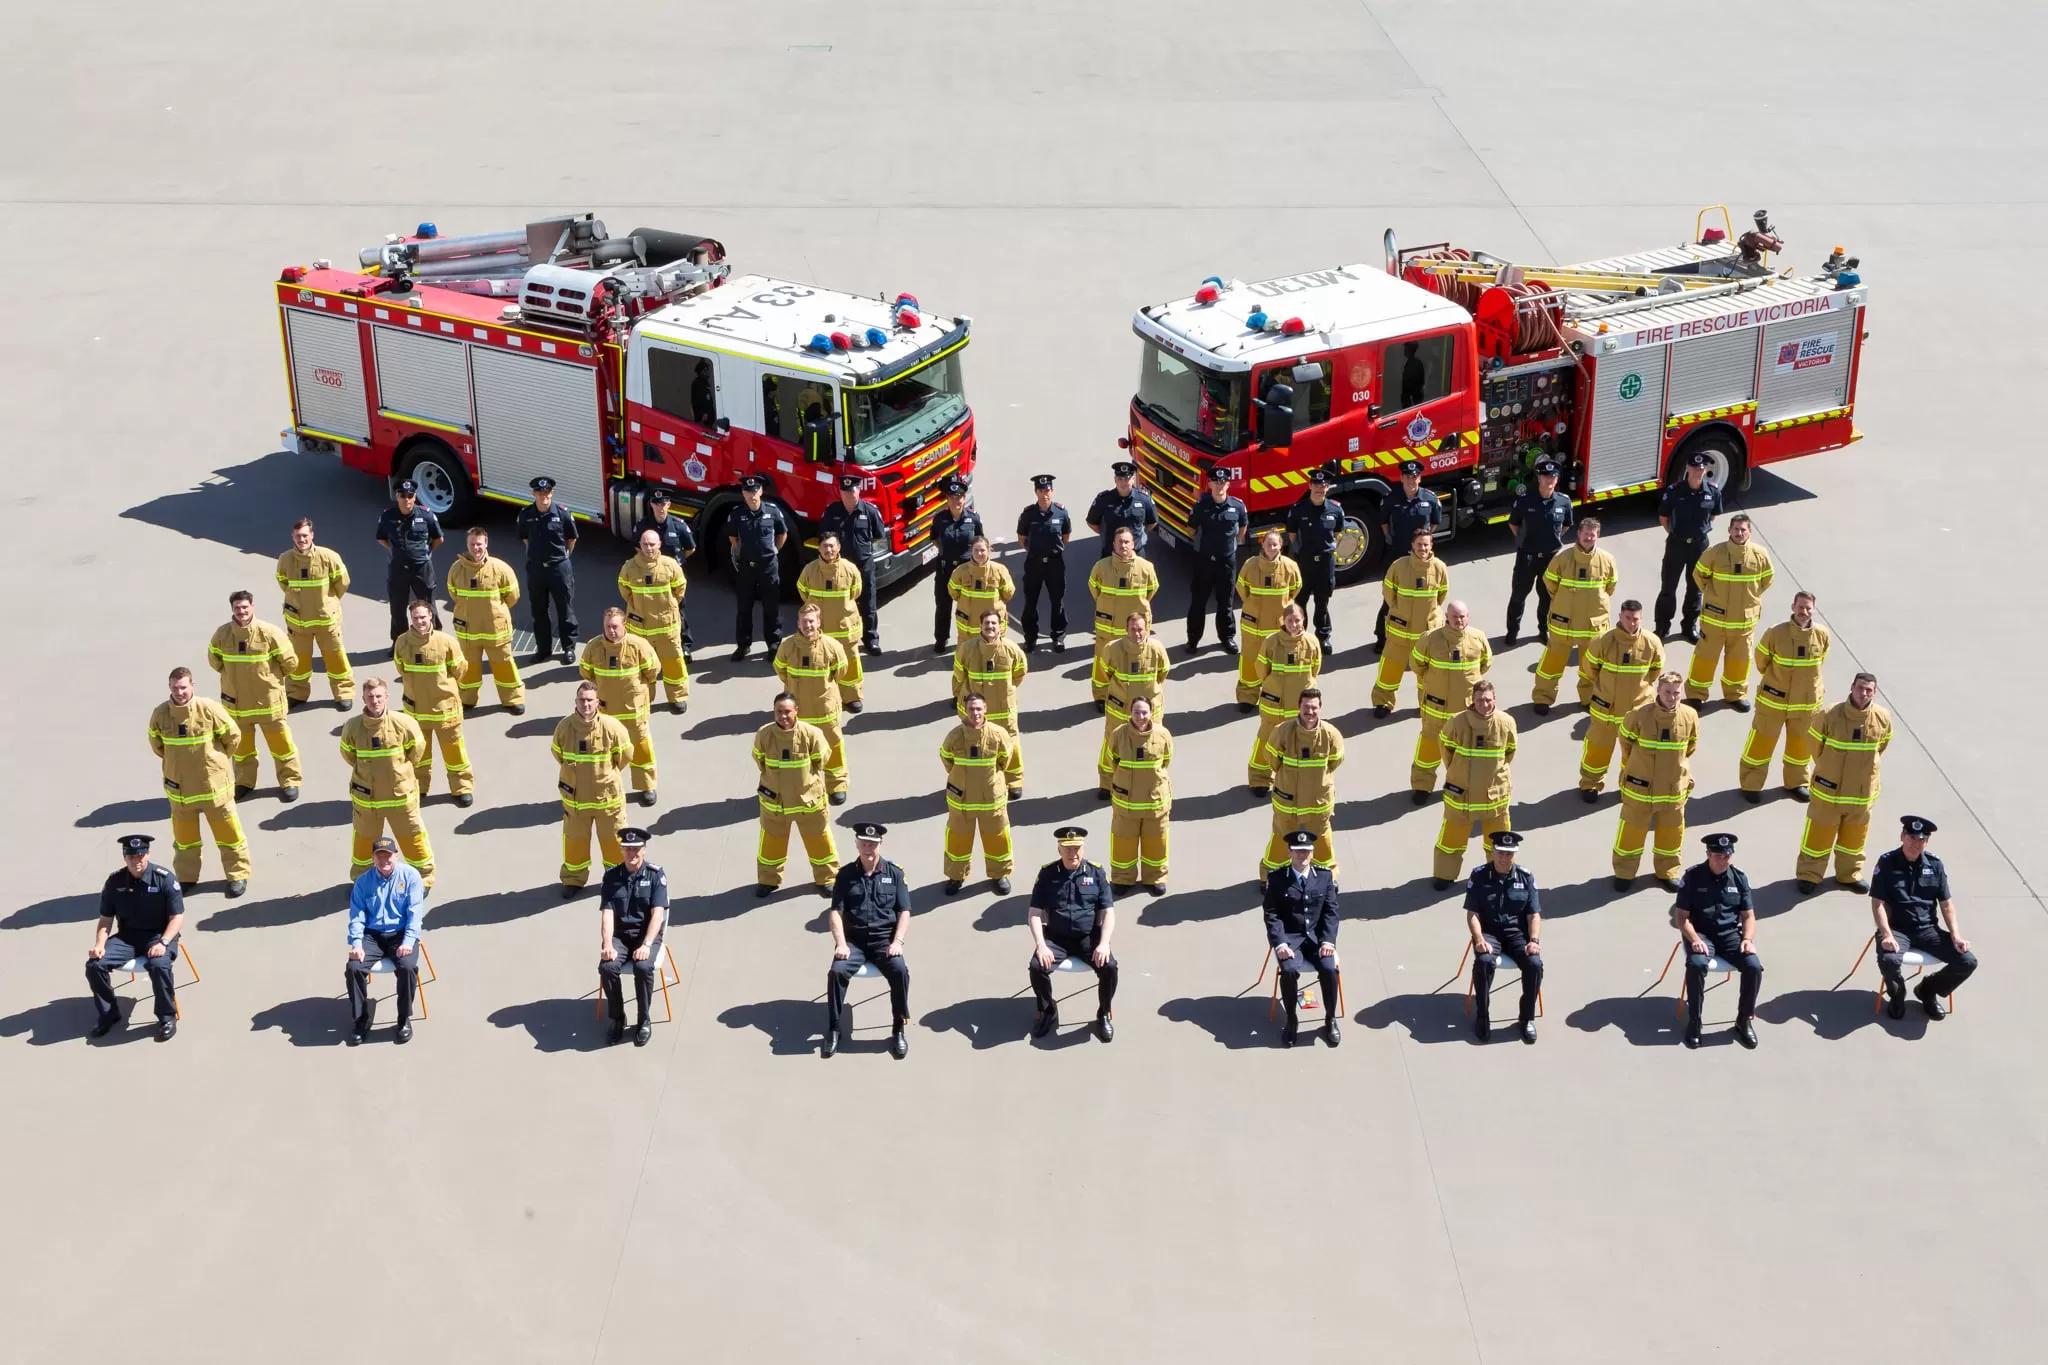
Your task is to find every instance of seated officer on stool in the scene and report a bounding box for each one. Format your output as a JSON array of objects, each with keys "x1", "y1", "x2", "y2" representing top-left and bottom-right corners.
[
  {"x1": 86, "y1": 834, "x2": 186, "y2": 1042},
  {"x1": 1028, "y1": 826, "x2": 1117, "y2": 1042},
  {"x1": 1676, "y1": 831, "x2": 1762, "y2": 1050},
  {"x1": 1870, "y1": 815, "x2": 1976, "y2": 1020},
  {"x1": 598, "y1": 827, "x2": 668, "y2": 1048},
  {"x1": 825, "y1": 822, "x2": 913, "y2": 1060},
  {"x1": 1462, "y1": 829, "x2": 1541, "y2": 1044},
  {"x1": 1263, "y1": 829, "x2": 1340, "y2": 1048}
]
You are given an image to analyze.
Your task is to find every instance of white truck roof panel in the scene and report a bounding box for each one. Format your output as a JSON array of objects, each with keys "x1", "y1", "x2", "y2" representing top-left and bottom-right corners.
[
  {"x1": 640, "y1": 275, "x2": 965, "y2": 380},
  {"x1": 1136, "y1": 264, "x2": 1468, "y2": 373}
]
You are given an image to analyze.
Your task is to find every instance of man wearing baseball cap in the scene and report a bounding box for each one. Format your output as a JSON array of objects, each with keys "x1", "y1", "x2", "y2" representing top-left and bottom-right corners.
[{"x1": 344, "y1": 835, "x2": 427, "y2": 1045}]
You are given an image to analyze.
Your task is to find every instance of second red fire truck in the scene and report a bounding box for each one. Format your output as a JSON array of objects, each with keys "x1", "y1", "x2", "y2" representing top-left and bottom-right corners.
[
  {"x1": 1124, "y1": 208, "x2": 1867, "y2": 577},
  {"x1": 277, "y1": 214, "x2": 975, "y2": 586}
]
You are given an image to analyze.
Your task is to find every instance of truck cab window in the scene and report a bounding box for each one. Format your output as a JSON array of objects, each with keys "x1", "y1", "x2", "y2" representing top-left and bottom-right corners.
[
  {"x1": 649, "y1": 347, "x2": 717, "y2": 427},
  {"x1": 1258, "y1": 366, "x2": 1332, "y2": 435},
  {"x1": 1382, "y1": 334, "x2": 1455, "y2": 413}
]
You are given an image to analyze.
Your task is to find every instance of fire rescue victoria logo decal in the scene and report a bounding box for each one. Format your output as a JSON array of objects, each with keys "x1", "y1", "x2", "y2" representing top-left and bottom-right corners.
[
  {"x1": 682, "y1": 458, "x2": 708, "y2": 483},
  {"x1": 1405, "y1": 415, "x2": 1434, "y2": 445}
]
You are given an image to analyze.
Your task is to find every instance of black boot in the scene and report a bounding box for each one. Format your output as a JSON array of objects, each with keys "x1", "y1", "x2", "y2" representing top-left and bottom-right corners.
[{"x1": 1032, "y1": 1004, "x2": 1057, "y2": 1039}]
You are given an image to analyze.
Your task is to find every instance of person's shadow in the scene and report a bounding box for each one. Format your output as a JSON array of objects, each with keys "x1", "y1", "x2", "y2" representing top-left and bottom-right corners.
[
  {"x1": 1356, "y1": 990, "x2": 1475, "y2": 1044},
  {"x1": 0, "y1": 998, "x2": 111, "y2": 1046},
  {"x1": 1565, "y1": 993, "x2": 1696, "y2": 1046},
  {"x1": 716, "y1": 998, "x2": 822, "y2": 1056},
  {"x1": 1756, "y1": 987, "x2": 1926, "y2": 1041},
  {"x1": 1158, "y1": 991, "x2": 1276, "y2": 1050},
  {"x1": 486, "y1": 997, "x2": 615, "y2": 1053},
  {"x1": 250, "y1": 996, "x2": 355, "y2": 1047},
  {"x1": 920, "y1": 997, "x2": 1034, "y2": 1050}
]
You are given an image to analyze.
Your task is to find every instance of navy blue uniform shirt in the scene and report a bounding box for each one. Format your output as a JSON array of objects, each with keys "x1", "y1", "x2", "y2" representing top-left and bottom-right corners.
[
  {"x1": 1016, "y1": 501, "x2": 1073, "y2": 558},
  {"x1": 516, "y1": 502, "x2": 579, "y2": 565},
  {"x1": 377, "y1": 506, "x2": 443, "y2": 566},
  {"x1": 1463, "y1": 863, "x2": 1542, "y2": 931},
  {"x1": 634, "y1": 512, "x2": 696, "y2": 563},
  {"x1": 1509, "y1": 489, "x2": 1573, "y2": 555},
  {"x1": 931, "y1": 505, "x2": 983, "y2": 566},
  {"x1": 1030, "y1": 859, "x2": 1115, "y2": 941},
  {"x1": 1383, "y1": 487, "x2": 1443, "y2": 552},
  {"x1": 1286, "y1": 493, "x2": 1346, "y2": 556},
  {"x1": 1870, "y1": 848, "x2": 1950, "y2": 931},
  {"x1": 729, "y1": 501, "x2": 790, "y2": 565},
  {"x1": 1658, "y1": 478, "x2": 1723, "y2": 544},
  {"x1": 600, "y1": 860, "x2": 670, "y2": 939},
  {"x1": 1189, "y1": 494, "x2": 1250, "y2": 559},
  {"x1": 819, "y1": 498, "x2": 887, "y2": 562},
  {"x1": 99, "y1": 863, "x2": 184, "y2": 943},
  {"x1": 1675, "y1": 861, "x2": 1753, "y2": 936},
  {"x1": 832, "y1": 858, "x2": 913, "y2": 941},
  {"x1": 1087, "y1": 487, "x2": 1159, "y2": 554}
]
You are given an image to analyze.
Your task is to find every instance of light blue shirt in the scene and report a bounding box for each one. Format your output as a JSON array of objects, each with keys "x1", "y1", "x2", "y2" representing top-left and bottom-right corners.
[{"x1": 348, "y1": 861, "x2": 427, "y2": 948}]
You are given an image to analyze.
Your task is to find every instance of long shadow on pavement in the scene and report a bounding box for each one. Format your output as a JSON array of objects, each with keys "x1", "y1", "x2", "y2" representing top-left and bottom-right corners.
[
  {"x1": 4, "y1": 895, "x2": 101, "y2": 930},
  {"x1": 847, "y1": 697, "x2": 956, "y2": 734},
  {"x1": 1339, "y1": 875, "x2": 1452, "y2": 921},
  {"x1": 1158, "y1": 991, "x2": 1279, "y2": 1050},
  {"x1": 487, "y1": 997, "x2": 614, "y2": 1053},
  {"x1": 75, "y1": 798, "x2": 165, "y2": 829},
  {"x1": 455, "y1": 800, "x2": 560, "y2": 834},
  {"x1": 1529, "y1": 874, "x2": 1627, "y2": 921},
  {"x1": 1005, "y1": 787, "x2": 1102, "y2": 827},
  {"x1": 716, "y1": 998, "x2": 820, "y2": 1056},
  {"x1": 1172, "y1": 787, "x2": 1265, "y2": 824},
  {"x1": 1334, "y1": 789, "x2": 1424, "y2": 833},
  {"x1": 1356, "y1": 990, "x2": 1473, "y2": 1045},
  {"x1": 921, "y1": 996, "x2": 1034, "y2": 1050},
  {"x1": 1512, "y1": 786, "x2": 1608, "y2": 833},
  {"x1": 199, "y1": 890, "x2": 342, "y2": 931},
  {"x1": 669, "y1": 886, "x2": 763, "y2": 927},
  {"x1": 971, "y1": 895, "x2": 1031, "y2": 932},
  {"x1": 1565, "y1": 993, "x2": 1693, "y2": 1046},
  {"x1": 650, "y1": 795, "x2": 760, "y2": 835},
  {"x1": 684, "y1": 711, "x2": 761, "y2": 741},
  {"x1": 427, "y1": 886, "x2": 560, "y2": 929},
  {"x1": 836, "y1": 791, "x2": 944, "y2": 829},
  {"x1": 250, "y1": 996, "x2": 354, "y2": 1047},
  {"x1": 1138, "y1": 885, "x2": 1253, "y2": 927},
  {"x1": 0, "y1": 998, "x2": 108, "y2": 1046},
  {"x1": 1756, "y1": 987, "x2": 1927, "y2": 1041},
  {"x1": 257, "y1": 800, "x2": 353, "y2": 832},
  {"x1": 1029, "y1": 699, "x2": 1105, "y2": 734},
  {"x1": 1165, "y1": 701, "x2": 1243, "y2": 738}
]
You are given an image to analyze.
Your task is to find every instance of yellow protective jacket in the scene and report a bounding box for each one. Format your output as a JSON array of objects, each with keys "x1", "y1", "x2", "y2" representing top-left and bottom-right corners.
[
  {"x1": 1254, "y1": 630, "x2": 1322, "y2": 720},
  {"x1": 1754, "y1": 620, "x2": 1831, "y2": 712},
  {"x1": 1441, "y1": 708, "x2": 1518, "y2": 808},
  {"x1": 392, "y1": 628, "x2": 467, "y2": 722},
  {"x1": 1584, "y1": 626, "x2": 1666, "y2": 724},
  {"x1": 1542, "y1": 545, "x2": 1619, "y2": 640},
  {"x1": 276, "y1": 545, "x2": 350, "y2": 631},
  {"x1": 953, "y1": 636, "x2": 1029, "y2": 718},
  {"x1": 1104, "y1": 636, "x2": 1170, "y2": 716},
  {"x1": 553, "y1": 711, "x2": 632, "y2": 810},
  {"x1": 948, "y1": 560, "x2": 1016, "y2": 631},
  {"x1": 1263, "y1": 719, "x2": 1345, "y2": 817},
  {"x1": 1412, "y1": 624, "x2": 1491, "y2": 722},
  {"x1": 339, "y1": 710, "x2": 427, "y2": 807},
  {"x1": 1692, "y1": 541, "x2": 1775, "y2": 631},
  {"x1": 1617, "y1": 700, "x2": 1698, "y2": 801},
  {"x1": 797, "y1": 558, "x2": 865, "y2": 641},
  {"x1": 754, "y1": 719, "x2": 830, "y2": 814},
  {"x1": 1108, "y1": 722, "x2": 1174, "y2": 815},
  {"x1": 1088, "y1": 554, "x2": 1159, "y2": 634},
  {"x1": 580, "y1": 634, "x2": 661, "y2": 720},
  {"x1": 1808, "y1": 701, "x2": 1892, "y2": 808},
  {"x1": 1381, "y1": 555, "x2": 1449, "y2": 642},
  {"x1": 939, "y1": 720, "x2": 1019, "y2": 812},
  {"x1": 208, "y1": 618, "x2": 294, "y2": 721},
  {"x1": 447, "y1": 554, "x2": 521, "y2": 643},
  {"x1": 774, "y1": 634, "x2": 853, "y2": 722},
  {"x1": 618, "y1": 551, "x2": 686, "y2": 637},
  {"x1": 1235, "y1": 552, "x2": 1302, "y2": 638},
  {"x1": 148, "y1": 697, "x2": 239, "y2": 802}
]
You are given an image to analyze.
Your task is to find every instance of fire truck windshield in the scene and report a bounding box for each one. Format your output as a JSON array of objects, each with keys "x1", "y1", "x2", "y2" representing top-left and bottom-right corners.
[
  {"x1": 845, "y1": 350, "x2": 966, "y2": 467},
  {"x1": 1134, "y1": 342, "x2": 1246, "y2": 453}
]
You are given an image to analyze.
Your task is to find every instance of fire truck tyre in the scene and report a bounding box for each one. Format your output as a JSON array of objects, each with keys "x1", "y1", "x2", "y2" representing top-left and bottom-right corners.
[
  {"x1": 400, "y1": 441, "x2": 476, "y2": 523},
  {"x1": 1670, "y1": 431, "x2": 1748, "y2": 495},
  {"x1": 1333, "y1": 509, "x2": 1380, "y2": 586}
]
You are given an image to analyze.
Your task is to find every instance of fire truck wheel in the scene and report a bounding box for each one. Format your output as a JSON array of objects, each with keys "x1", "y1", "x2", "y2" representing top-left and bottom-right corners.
[
  {"x1": 1668, "y1": 431, "x2": 1748, "y2": 495},
  {"x1": 1333, "y1": 508, "x2": 1381, "y2": 585},
  {"x1": 398, "y1": 439, "x2": 477, "y2": 523}
]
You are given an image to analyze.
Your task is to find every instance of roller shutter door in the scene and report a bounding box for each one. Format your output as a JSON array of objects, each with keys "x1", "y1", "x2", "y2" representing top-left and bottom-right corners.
[
  {"x1": 1757, "y1": 309, "x2": 1852, "y2": 423},
  {"x1": 285, "y1": 308, "x2": 369, "y2": 442},
  {"x1": 1667, "y1": 327, "x2": 1759, "y2": 417},
  {"x1": 374, "y1": 326, "x2": 472, "y2": 429},
  {"x1": 470, "y1": 348, "x2": 605, "y2": 515},
  {"x1": 1586, "y1": 349, "x2": 1667, "y2": 492}
]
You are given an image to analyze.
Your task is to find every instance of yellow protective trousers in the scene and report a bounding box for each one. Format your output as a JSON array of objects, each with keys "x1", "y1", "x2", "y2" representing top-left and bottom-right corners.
[
  {"x1": 457, "y1": 636, "x2": 525, "y2": 708},
  {"x1": 168, "y1": 792, "x2": 250, "y2": 884},
  {"x1": 1263, "y1": 810, "x2": 1335, "y2": 876},
  {"x1": 232, "y1": 714, "x2": 302, "y2": 789},
  {"x1": 1740, "y1": 704, "x2": 1817, "y2": 792},
  {"x1": 944, "y1": 804, "x2": 1013, "y2": 880},
  {"x1": 634, "y1": 624, "x2": 691, "y2": 704},
  {"x1": 759, "y1": 805, "x2": 837, "y2": 886},
  {"x1": 1434, "y1": 802, "x2": 1510, "y2": 885},
  {"x1": 412, "y1": 715, "x2": 472, "y2": 798},
  {"x1": 617, "y1": 713, "x2": 656, "y2": 793},
  {"x1": 1613, "y1": 794, "x2": 1685, "y2": 882},
  {"x1": 561, "y1": 801, "x2": 625, "y2": 887},
  {"x1": 286, "y1": 621, "x2": 354, "y2": 703},
  {"x1": 1109, "y1": 808, "x2": 1169, "y2": 886},
  {"x1": 1532, "y1": 638, "x2": 1596, "y2": 709},
  {"x1": 1578, "y1": 717, "x2": 1621, "y2": 792},
  {"x1": 352, "y1": 799, "x2": 433, "y2": 885},
  {"x1": 1371, "y1": 638, "x2": 1418, "y2": 708},
  {"x1": 1797, "y1": 802, "x2": 1871, "y2": 886},
  {"x1": 1686, "y1": 621, "x2": 1754, "y2": 702}
]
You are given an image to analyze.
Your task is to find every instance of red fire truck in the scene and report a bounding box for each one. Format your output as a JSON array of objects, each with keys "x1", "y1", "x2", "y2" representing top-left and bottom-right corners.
[
  {"x1": 1124, "y1": 208, "x2": 1866, "y2": 578},
  {"x1": 277, "y1": 214, "x2": 976, "y2": 586}
]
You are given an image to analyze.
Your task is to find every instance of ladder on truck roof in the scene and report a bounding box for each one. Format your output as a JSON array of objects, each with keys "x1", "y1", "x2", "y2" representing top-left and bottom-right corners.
[{"x1": 1403, "y1": 258, "x2": 1737, "y2": 299}]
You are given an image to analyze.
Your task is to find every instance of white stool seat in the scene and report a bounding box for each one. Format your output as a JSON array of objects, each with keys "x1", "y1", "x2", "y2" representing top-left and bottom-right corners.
[
  {"x1": 851, "y1": 960, "x2": 882, "y2": 978},
  {"x1": 1697, "y1": 954, "x2": 1738, "y2": 974},
  {"x1": 1052, "y1": 954, "x2": 1100, "y2": 973},
  {"x1": 1895, "y1": 947, "x2": 1943, "y2": 968},
  {"x1": 365, "y1": 953, "x2": 420, "y2": 974}
]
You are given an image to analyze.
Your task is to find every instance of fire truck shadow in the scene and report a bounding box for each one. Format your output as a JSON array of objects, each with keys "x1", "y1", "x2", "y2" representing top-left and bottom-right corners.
[
  {"x1": 120, "y1": 449, "x2": 384, "y2": 567},
  {"x1": 1727, "y1": 466, "x2": 1818, "y2": 513}
]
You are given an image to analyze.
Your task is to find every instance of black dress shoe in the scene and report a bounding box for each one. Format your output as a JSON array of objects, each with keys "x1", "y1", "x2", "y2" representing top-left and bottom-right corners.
[
  {"x1": 1742, "y1": 789, "x2": 1762, "y2": 805},
  {"x1": 1370, "y1": 639, "x2": 1383, "y2": 655},
  {"x1": 1532, "y1": 703, "x2": 1550, "y2": 716},
  {"x1": 1843, "y1": 879, "x2": 1870, "y2": 895},
  {"x1": 1535, "y1": 632, "x2": 1549, "y2": 645},
  {"x1": 606, "y1": 1020, "x2": 626, "y2": 1046},
  {"x1": 347, "y1": 1029, "x2": 365, "y2": 1047},
  {"x1": 1432, "y1": 878, "x2": 1453, "y2": 891},
  {"x1": 1520, "y1": 1020, "x2": 1537, "y2": 1045},
  {"x1": 1051, "y1": 637, "x2": 1066, "y2": 652},
  {"x1": 558, "y1": 648, "x2": 575, "y2": 665},
  {"x1": 730, "y1": 645, "x2": 750, "y2": 662},
  {"x1": 890, "y1": 1027, "x2": 909, "y2": 1059},
  {"x1": 1280, "y1": 1021, "x2": 1298, "y2": 1048},
  {"x1": 844, "y1": 701, "x2": 864, "y2": 714},
  {"x1": 815, "y1": 882, "x2": 833, "y2": 899},
  {"x1": 179, "y1": 881, "x2": 195, "y2": 895},
  {"x1": 395, "y1": 1022, "x2": 413, "y2": 1045},
  {"x1": 639, "y1": 791, "x2": 657, "y2": 808},
  {"x1": 1411, "y1": 789, "x2": 1431, "y2": 806},
  {"x1": 1885, "y1": 977, "x2": 1907, "y2": 1019},
  {"x1": 91, "y1": 1013, "x2": 121, "y2": 1038},
  {"x1": 755, "y1": 884, "x2": 775, "y2": 899},
  {"x1": 1473, "y1": 1017, "x2": 1490, "y2": 1043},
  {"x1": 509, "y1": 704, "x2": 526, "y2": 716},
  {"x1": 1374, "y1": 705, "x2": 1392, "y2": 719},
  {"x1": 225, "y1": 880, "x2": 248, "y2": 899},
  {"x1": 1221, "y1": 638, "x2": 1239, "y2": 654},
  {"x1": 1681, "y1": 627, "x2": 1701, "y2": 645},
  {"x1": 1657, "y1": 878, "x2": 1680, "y2": 893},
  {"x1": 280, "y1": 786, "x2": 301, "y2": 803},
  {"x1": 1032, "y1": 1006, "x2": 1057, "y2": 1039},
  {"x1": 1323, "y1": 1018, "x2": 1341, "y2": 1047},
  {"x1": 234, "y1": 784, "x2": 256, "y2": 801},
  {"x1": 1503, "y1": 631, "x2": 1519, "y2": 648},
  {"x1": 1790, "y1": 785, "x2": 1810, "y2": 803},
  {"x1": 1683, "y1": 1027, "x2": 1701, "y2": 1049},
  {"x1": 633, "y1": 1022, "x2": 652, "y2": 1047},
  {"x1": 561, "y1": 884, "x2": 581, "y2": 900},
  {"x1": 1182, "y1": 640, "x2": 1203, "y2": 656},
  {"x1": 1730, "y1": 699, "x2": 1752, "y2": 713},
  {"x1": 156, "y1": 1018, "x2": 177, "y2": 1042},
  {"x1": 1247, "y1": 786, "x2": 1269, "y2": 797},
  {"x1": 829, "y1": 791, "x2": 848, "y2": 806},
  {"x1": 1612, "y1": 876, "x2": 1632, "y2": 892},
  {"x1": 932, "y1": 642, "x2": 947, "y2": 655},
  {"x1": 1796, "y1": 880, "x2": 1818, "y2": 896},
  {"x1": 338, "y1": 698, "x2": 355, "y2": 712},
  {"x1": 1581, "y1": 788, "x2": 1600, "y2": 804},
  {"x1": 455, "y1": 793, "x2": 475, "y2": 808},
  {"x1": 527, "y1": 651, "x2": 549, "y2": 666},
  {"x1": 944, "y1": 880, "x2": 963, "y2": 896},
  {"x1": 1916, "y1": 982, "x2": 1950, "y2": 1019},
  {"x1": 1095, "y1": 1013, "x2": 1114, "y2": 1043},
  {"x1": 1145, "y1": 882, "x2": 1166, "y2": 897},
  {"x1": 821, "y1": 1024, "x2": 840, "y2": 1058},
  {"x1": 993, "y1": 877, "x2": 1012, "y2": 895},
  {"x1": 1734, "y1": 1019, "x2": 1757, "y2": 1049}
]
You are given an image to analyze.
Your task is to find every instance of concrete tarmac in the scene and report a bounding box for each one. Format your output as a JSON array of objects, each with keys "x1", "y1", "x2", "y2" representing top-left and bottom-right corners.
[{"x1": 3, "y1": 3, "x2": 2044, "y2": 1362}]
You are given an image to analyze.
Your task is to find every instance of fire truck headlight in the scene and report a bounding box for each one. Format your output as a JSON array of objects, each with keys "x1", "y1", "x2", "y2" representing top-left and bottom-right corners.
[{"x1": 1460, "y1": 478, "x2": 1483, "y2": 506}]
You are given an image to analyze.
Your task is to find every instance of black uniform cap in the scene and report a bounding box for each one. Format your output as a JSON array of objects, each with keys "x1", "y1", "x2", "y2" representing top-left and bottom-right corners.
[
  {"x1": 617, "y1": 827, "x2": 650, "y2": 847},
  {"x1": 1534, "y1": 460, "x2": 1560, "y2": 476},
  {"x1": 1031, "y1": 474, "x2": 1056, "y2": 490},
  {"x1": 395, "y1": 479, "x2": 418, "y2": 495},
  {"x1": 1490, "y1": 830, "x2": 1523, "y2": 850},
  {"x1": 1701, "y1": 832, "x2": 1738, "y2": 854},
  {"x1": 1901, "y1": 815, "x2": 1938, "y2": 837},
  {"x1": 838, "y1": 474, "x2": 864, "y2": 491},
  {"x1": 1054, "y1": 826, "x2": 1088, "y2": 845},
  {"x1": 1306, "y1": 468, "x2": 1331, "y2": 485},
  {"x1": 1206, "y1": 465, "x2": 1233, "y2": 482},
  {"x1": 370, "y1": 835, "x2": 400, "y2": 853},
  {"x1": 1284, "y1": 829, "x2": 1317, "y2": 849},
  {"x1": 1110, "y1": 461, "x2": 1137, "y2": 478},
  {"x1": 117, "y1": 833, "x2": 154, "y2": 854},
  {"x1": 646, "y1": 486, "x2": 672, "y2": 503},
  {"x1": 853, "y1": 822, "x2": 887, "y2": 841},
  {"x1": 942, "y1": 476, "x2": 968, "y2": 495},
  {"x1": 738, "y1": 475, "x2": 765, "y2": 491},
  {"x1": 530, "y1": 475, "x2": 556, "y2": 491},
  {"x1": 1398, "y1": 459, "x2": 1423, "y2": 475},
  {"x1": 1686, "y1": 451, "x2": 1711, "y2": 469}
]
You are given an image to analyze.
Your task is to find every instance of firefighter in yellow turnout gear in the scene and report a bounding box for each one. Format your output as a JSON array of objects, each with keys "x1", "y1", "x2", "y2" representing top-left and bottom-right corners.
[
  {"x1": 1373, "y1": 529, "x2": 1449, "y2": 712},
  {"x1": 581, "y1": 608, "x2": 663, "y2": 804},
  {"x1": 619, "y1": 528, "x2": 689, "y2": 712},
  {"x1": 1433, "y1": 679, "x2": 1517, "y2": 886},
  {"x1": 338, "y1": 677, "x2": 434, "y2": 887},
  {"x1": 1248, "y1": 604, "x2": 1320, "y2": 791},
  {"x1": 1687, "y1": 514, "x2": 1774, "y2": 705},
  {"x1": 753, "y1": 692, "x2": 839, "y2": 895},
  {"x1": 1106, "y1": 695, "x2": 1173, "y2": 891},
  {"x1": 1611, "y1": 671, "x2": 1697, "y2": 886},
  {"x1": 446, "y1": 527, "x2": 525, "y2": 711},
  {"x1": 948, "y1": 536, "x2": 1016, "y2": 642},
  {"x1": 1577, "y1": 598, "x2": 1665, "y2": 796},
  {"x1": 552, "y1": 682, "x2": 632, "y2": 893},
  {"x1": 1533, "y1": 517, "x2": 1619, "y2": 710},
  {"x1": 275, "y1": 517, "x2": 354, "y2": 706},
  {"x1": 148, "y1": 667, "x2": 250, "y2": 892},
  {"x1": 775, "y1": 604, "x2": 856, "y2": 802},
  {"x1": 940, "y1": 693, "x2": 1022, "y2": 892},
  {"x1": 1741, "y1": 591, "x2": 1830, "y2": 797},
  {"x1": 1409, "y1": 600, "x2": 1490, "y2": 794},
  {"x1": 798, "y1": 533, "x2": 868, "y2": 708},
  {"x1": 1797, "y1": 671, "x2": 1891, "y2": 893},
  {"x1": 393, "y1": 600, "x2": 472, "y2": 802},
  {"x1": 208, "y1": 589, "x2": 302, "y2": 798},
  {"x1": 1235, "y1": 532, "x2": 1301, "y2": 706},
  {"x1": 953, "y1": 608, "x2": 1029, "y2": 788},
  {"x1": 1087, "y1": 528, "x2": 1158, "y2": 702},
  {"x1": 1098, "y1": 613, "x2": 1169, "y2": 796},
  {"x1": 1261, "y1": 689, "x2": 1345, "y2": 875}
]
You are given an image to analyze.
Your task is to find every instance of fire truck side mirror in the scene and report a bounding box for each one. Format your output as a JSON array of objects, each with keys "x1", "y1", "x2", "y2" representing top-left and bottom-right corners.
[
  {"x1": 714, "y1": 417, "x2": 731, "y2": 435},
  {"x1": 1256, "y1": 397, "x2": 1294, "y2": 451}
]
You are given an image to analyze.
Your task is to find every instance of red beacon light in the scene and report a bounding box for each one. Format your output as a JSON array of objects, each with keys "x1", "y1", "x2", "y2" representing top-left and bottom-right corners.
[
  {"x1": 1281, "y1": 317, "x2": 1307, "y2": 336},
  {"x1": 1194, "y1": 275, "x2": 1224, "y2": 305},
  {"x1": 279, "y1": 265, "x2": 305, "y2": 284},
  {"x1": 895, "y1": 307, "x2": 920, "y2": 329},
  {"x1": 830, "y1": 331, "x2": 852, "y2": 351}
]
